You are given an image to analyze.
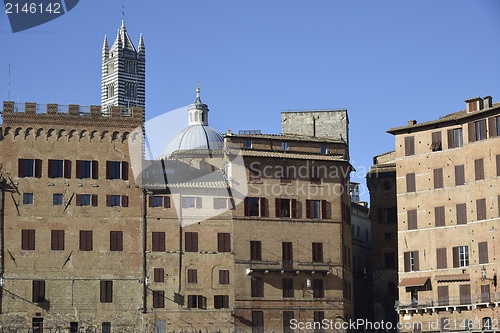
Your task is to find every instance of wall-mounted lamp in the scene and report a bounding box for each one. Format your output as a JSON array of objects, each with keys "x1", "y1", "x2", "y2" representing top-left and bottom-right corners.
[
  {"x1": 144, "y1": 277, "x2": 150, "y2": 286},
  {"x1": 0, "y1": 277, "x2": 4, "y2": 287}
]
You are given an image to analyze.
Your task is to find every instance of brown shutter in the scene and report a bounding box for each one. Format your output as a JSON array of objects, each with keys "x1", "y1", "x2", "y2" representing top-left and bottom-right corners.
[
  {"x1": 64, "y1": 160, "x2": 71, "y2": 178},
  {"x1": 163, "y1": 196, "x2": 170, "y2": 208},
  {"x1": 195, "y1": 197, "x2": 202, "y2": 208},
  {"x1": 478, "y1": 241, "x2": 488, "y2": 264},
  {"x1": 431, "y1": 131, "x2": 442, "y2": 150},
  {"x1": 106, "y1": 161, "x2": 111, "y2": 179},
  {"x1": 121, "y1": 195, "x2": 129, "y2": 207},
  {"x1": 260, "y1": 198, "x2": 267, "y2": 217},
  {"x1": 244, "y1": 197, "x2": 250, "y2": 216},
  {"x1": 275, "y1": 198, "x2": 281, "y2": 217},
  {"x1": 106, "y1": 195, "x2": 112, "y2": 207},
  {"x1": 291, "y1": 199, "x2": 297, "y2": 218},
  {"x1": 185, "y1": 232, "x2": 192, "y2": 252},
  {"x1": 404, "y1": 252, "x2": 410, "y2": 272},
  {"x1": 456, "y1": 203, "x2": 467, "y2": 225},
  {"x1": 447, "y1": 129, "x2": 454, "y2": 149},
  {"x1": 481, "y1": 285, "x2": 490, "y2": 302},
  {"x1": 86, "y1": 231, "x2": 93, "y2": 251},
  {"x1": 489, "y1": 117, "x2": 497, "y2": 138},
  {"x1": 321, "y1": 200, "x2": 328, "y2": 219},
  {"x1": 18, "y1": 158, "x2": 24, "y2": 177},
  {"x1": 34, "y1": 159, "x2": 42, "y2": 178},
  {"x1": 413, "y1": 251, "x2": 419, "y2": 271},
  {"x1": 476, "y1": 198, "x2": 486, "y2": 221},
  {"x1": 498, "y1": 195, "x2": 500, "y2": 218},
  {"x1": 154, "y1": 268, "x2": 164, "y2": 282},
  {"x1": 481, "y1": 119, "x2": 487, "y2": 139},
  {"x1": 438, "y1": 286, "x2": 449, "y2": 306},
  {"x1": 433, "y1": 168, "x2": 443, "y2": 189},
  {"x1": 436, "y1": 248, "x2": 447, "y2": 269},
  {"x1": 110, "y1": 232, "x2": 116, "y2": 251},
  {"x1": 455, "y1": 165, "x2": 465, "y2": 186},
  {"x1": 91, "y1": 160, "x2": 98, "y2": 179},
  {"x1": 468, "y1": 122, "x2": 475, "y2": 143},
  {"x1": 121, "y1": 161, "x2": 129, "y2": 180},
  {"x1": 405, "y1": 136, "x2": 415, "y2": 156},
  {"x1": 497, "y1": 155, "x2": 500, "y2": 177},
  {"x1": 76, "y1": 160, "x2": 82, "y2": 179},
  {"x1": 453, "y1": 247, "x2": 459, "y2": 267},
  {"x1": 435, "y1": 206, "x2": 445, "y2": 227},
  {"x1": 406, "y1": 173, "x2": 416, "y2": 192},
  {"x1": 48, "y1": 159, "x2": 54, "y2": 178},
  {"x1": 459, "y1": 284, "x2": 471, "y2": 305},
  {"x1": 91, "y1": 194, "x2": 98, "y2": 207},
  {"x1": 475, "y1": 158, "x2": 484, "y2": 181},
  {"x1": 148, "y1": 196, "x2": 154, "y2": 207},
  {"x1": 76, "y1": 194, "x2": 82, "y2": 206},
  {"x1": 305, "y1": 200, "x2": 311, "y2": 218},
  {"x1": 389, "y1": 207, "x2": 397, "y2": 224},
  {"x1": 407, "y1": 210, "x2": 417, "y2": 230},
  {"x1": 116, "y1": 232, "x2": 123, "y2": 251}
]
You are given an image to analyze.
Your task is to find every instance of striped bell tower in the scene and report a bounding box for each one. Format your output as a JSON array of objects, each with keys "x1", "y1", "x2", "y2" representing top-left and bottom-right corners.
[{"x1": 101, "y1": 20, "x2": 145, "y2": 116}]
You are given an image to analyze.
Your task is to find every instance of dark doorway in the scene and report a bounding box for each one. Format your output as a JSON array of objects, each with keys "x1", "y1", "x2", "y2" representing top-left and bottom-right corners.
[
  {"x1": 32, "y1": 318, "x2": 43, "y2": 333},
  {"x1": 70, "y1": 322, "x2": 78, "y2": 333}
]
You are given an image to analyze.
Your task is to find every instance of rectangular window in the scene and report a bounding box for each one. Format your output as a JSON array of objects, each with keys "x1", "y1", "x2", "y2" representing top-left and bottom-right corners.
[
  {"x1": 407, "y1": 209, "x2": 417, "y2": 230},
  {"x1": 213, "y1": 197, "x2": 228, "y2": 209},
  {"x1": 152, "y1": 196, "x2": 163, "y2": 207},
  {"x1": 219, "y1": 270, "x2": 230, "y2": 284},
  {"x1": 110, "y1": 231, "x2": 123, "y2": 251},
  {"x1": 32, "y1": 280, "x2": 45, "y2": 303},
  {"x1": 21, "y1": 229, "x2": 35, "y2": 250},
  {"x1": 433, "y1": 168, "x2": 444, "y2": 189},
  {"x1": 251, "y1": 277, "x2": 264, "y2": 297},
  {"x1": 51, "y1": 230, "x2": 64, "y2": 251},
  {"x1": 438, "y1": 286, "x2": 449, "y2": 306},
  {"x1": 436, "y1": 248, "x2": 447, "y2": 269},
  {"x1": 244, "y1": 197, "x2": 267, "y2": 217},
  {"x1": 320, "y1": 144, "x2": 327, "y2": 154},
  {"x1": 252, "y1": 311, "x2": 264, "y2": 333},
  {"x1": 250, "y1": 241, "x2": 262, "y2": 261},
  {"x1": 283, "y1": 311, "x2": 294, "y2": 333},
  {"x1": 218, "y1": 233, "x2": 231, "y2": 252},
  {"x1": 187, "y1": 269, "x2": 197, "y2": 284},
  {"x1": 18, "y1": 158, "x2": 42, "y2": 178},
  {"x1": 456, "y1": 203, "x2": 467, "y2": 225},
  {"x1": 282, "y1": 242, "x2": 293, "y2": 269},
  {"x1": 100, "y1": 280, "x2": 113, "y2": 303},
  {"x1": 378, "y1": 207, "x2": 397, "y2": 224},
  {"x1": 453, "y1": 246, "x2": 469, "y2": 267},
  {"x1": 185, "y1": 232, "x2": 198, "y2": 252},
  {"x1": 478, "y1": 241, "x2": 489, "y2": 264},
  {"x1": 469, "y1": 120, "x2": 487, "y2": 142},
  {"x1": 405, "y1": 136, "x2": 415, "y2": 156},
  {"x1": 475, "y1": 158, "x2": 485, "y2": 181},
  {"x1": 281, "y1": 142, "x2": 289, "y2": 151},
  {"x1": 431, "y1": 131, "x2": 442, "y2": 151},
  {"x1": 404, "y1": 251, "x2": 419, "y2": 272},
  {"x1": 249, "y1": 164, "x2": 260, "y2": 182},
  {"x1": 187, "y1": 295, "x2": 206, "y2": 309},
  {"x1": 384, "y1": 252, "x2": 395, "y2": 269},
  {"x1": 48, "y1": 159, "x2": 71, "y2": 178},
  {"x1": 214, "y1": 295, "x2": 229, "y2": 309},
  {"x1": 312, "y1": 279, "x2": 324, "y2": 298},
  {"x1": 76, "y1": 194, "x2": 93, "y2": 206},
  {"x1": 313, "y1": 312, "x2": 325, "y2": 333},
  {"x1": 244, "y1": 139, "x2": 252, "y2": 149},
  {"x1": 434, "y1": 206, "x2": 445, "y2": 227},
  {"x1": 107, "y1": 195, "x2": 121, "y2": 207},
  {"x1": 459, "y1": 284, "x2": 471, "y2": 305},
  {"x1": 275, "y1": 198, "x2": 297, "y2": 218},
  {"x1": 476, "y1": 198, "x2": 487, "y2": 221},
  {"x1": 312, "y1": 243, "x2": 323, "y2": 262},
  {"x1": 406, "y1": 173, "x2": 416, "y2": 193},
  {"x1": 76, "y1": 160, "x2": 98, "y2": 179},
  {"x1": 154, "y1": 268, "x2": 164, "y2": 283},
  {"x1": 53, "y1": 193, "x2": 63, "y2": 205},
  {"x1": 182, "y1": 196, "x2": 202, "y2": 208},
  {"x1": 106, "y1": 161, "x2": 128, "y2": 180},
  {"x1": 481, "y1": 285, "x2": 491, "y2": 303},
  {"x1": 282, "y1": 278, "x2": 294, "y2": 298},
  {"x1": 153, "y1": 290, "x2": 165, "y2": 308},
  {"x1": 447, "y1": 128, "x2": 463, "y2": 148},
  {"x1": 23, "y1": 193, "x2": 34, "y2": 205},
  {"x1": 102, "y1": 322, "x2": 111, "y2": 333},
  {"x1": 79, "y1": 230, "x2": 93, "y2": 251},
  {"x1": 306, "y1": 200, "x2": 325, "y2": 219},
  {"x1": 455, "y1": 165, "x2": 465, "y2": 186},
  {"x1": 152, "y1": 232, "x2": 166, "y2": 252},
  {"x1": 310, "y1": 166, "x2": 322, "y2": 185}
]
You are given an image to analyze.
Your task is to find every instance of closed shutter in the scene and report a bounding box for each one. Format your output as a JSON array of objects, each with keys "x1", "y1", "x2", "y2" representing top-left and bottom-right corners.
[
  {"x1": 219, "y1": 270, "x2": 229, "y2": 284},
  {"x1": 106, "y1": 161, "x2": 111, "y2": 179},
  {"x1": 321, "y1": 200, "x2": 328, "y2": 219},
  {"x1": 217, "y1": 233, "x2": 230, "y2": 252},
  {"x1": 481, "y1": 285, "x2": 490, "y2": 302},
  {"x1": 187, "y1": 269, "x2": 197, "y2": 283},
  {"x1": 282, "y1": 278, "x2": 293, "y2": 298},
  {"x1": 431, "y1": 131, "x2": 442, "y2": 150},
  {"x1": 91, "y1": 160, "x2": 98, "y2": 179},
  {"x1": 481, "y1": 119, "x2": 487, "y2": 139},
  {"x1": 283, "y1": 311, "x2": 294, "y2": 333},
  {"x1": 313, "y1": 279, "x2": 324, "y2": 298},
  {"x1": 433, "y1": 168, "x2": 443, "y2": 189},
  {"x1": 291, "y1": 199, "x2": 297, "y2": 218},
  {"x1": 48, "y1": 159, "x2": 54, "y2": 178},
  {"x1": 306, "y1": 200, "x2": 311, "y2": 218},
  {"x1": 252, "y1": 311, "x2": 264, "y2": 331},
  {"x1": 35, "y1": 159, "x2": 42, "y2": 178},
  {"x1": 64, "y1": 160, "x2": 71, "y2": 178},
  {"x1": 413, "y1": 251, "x2": 419, "y2": 271},
  {"x1": 407, "y1": 210, "x2": 417, "y2": 230},
  {"x1": 121, "y1": 195, "x2": 128, "y2": 207},
  {"x1": 406, "y1": 173, "x2": 416, "y2": 192},
  {"x1": 275, "y1": 198, "x2": 281, "y2": 217},
  {"x1": 489, "y1": 117, "x2": 497, "y2": 138},
  {"x1": 75, "y1": 194, "x2": 82, "y2": 206},
  {"x1": 453, "y1": 247, "x2": 459, "y2": 267},
  {"x1": 498, "y1": 195, "x2": 500, "y2": 218},
  {"x1": 455, "y1": 165, "x2": 465, "y2": 186},
  {"x1": 106, "y1": 195, "x2": 112, "y2": 207},
  {"x1": 18, "y1": 158, "x2": 24, "y2": 177},
  {"x1": 497, "y1": 155, "x2": 500, "y2": 177},
  {"x1": 121, "y1": 161, "x2": 129, "y2": 180},
  {"x1": 459, "y1": 284, "x2": 471, "y2": 305},
  {"x1": 312, "y1": 243, "x2": 323, "y2": 262},
  {"x1": 404, "y1": 252, "x2": 410, "y2": 272},
  {"x1": 91, "y1": 194, "x2": 98, "y2": 207},
  {"x1": 148, "y1": 196, "x2": 154, "y2": 207},
  {"x1": 154, "y1": 268, "x2": 164, "y2": 282},
  {"x1": 438, "y1": 286, "x2": 449, "y2": 306},
  {"x1": 251, "y1": 277, "x2": 263, "y2": 297},
  {"x1": 195, "y1": 197, "x2": 202, "y2": 208},
  {"x1": 377, "y1": 208, "x2": 384, "y2": 224},
  {"x1": 475, "y1": 158, "x2": 484, "y2": 181},
  {"x1": 163, "y1": 196, "x2": 170, "y2": 208},
  {"x1": 447, "y1": 129, "x2": 455, "y2": 149},
  {"x1": 250, "y1": 241, "x2": 261, "y2": 260},
  {"x1": 476, "y1": 198, "x2": 487, "y2": 221},
  {"x1": 468, "y1": 122, "x2": 475, "y2": 143},
  {"x1": 478, "y1": 241, "x2": 488, "y2": 264},
  {"x1": 404, "y1": 136, "x2": 415, "y2": 156},
  {"x1": 456, "y1": 203, "x2": 467, "y2": 225},
  {"x1": 260, "y1": 198, "x2": 267, "y2": 217},
  {"x1": 436, "y1": 248, "x2": 447, "y2": 269},
  {"x1": 435, "y1": 206, "x2": 445, "y2": 227}
]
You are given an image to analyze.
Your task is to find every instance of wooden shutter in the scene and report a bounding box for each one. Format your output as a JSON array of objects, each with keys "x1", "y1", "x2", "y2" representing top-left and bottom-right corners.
[
  {"x1": 407, "y1": 210, "x2": 417, "y2": 230},
  {"x1": 431, "y1": 131, "x2": 442, "y2": 150},
  {"x1": 148, "y1": 196, "x2": 154, "y2": 207},
  {"x1": 478, "y1": 241, "x2": 488, "y2": 264},
  {"x1": 456, "y1": 203, "x2": 467, "y2": 225},
  {"x1": 481, "y1": 285, "x2": 490, "y2": 303},
  {"x1": 154, "y1": 268, "x2": 164, "y2": 282},
  {"x1": 459, "y1": 284, "x2": 471, "y2": 305},
  {"x1": 438, "y1": 286, "x2": 449, "y2": 306},
  {"x1": 250, "y1": 241, "x2": 261, "y2": 260},
  {"x1": 106, "y1": 195, "x2": 112, "y2": 207},
  {"x1": 195, "y1": 197, "x2": 202, "y2": 208},
  {"x1": 306, "y1": 200, "x2": 311, "y2": 218},
  {"x1": 244, "y1": 197, "x2": 250, "y2": 216},
  {"x1": 121, "y1": 195, "x2": 128, "y2": 207},
  {"x1": 435, "y1": 206, "x2": 445, "y2": 227},
  {"x1": 436, "y1": 248, "x2": 447, "y2": 269},
  {"x1": 475, "y1": 158, "x2": 484, "y2": 180},
  {"x1": 406, "y1": 173, "x2": 416, "y2": 192},
  {"x1": 497, "y1": 155, "x2": 500, "y2": 177},
  {"x1": 260, "y1": 198, "x2": 267, "y2": 217},
  {"x1": 22, "y1": 229, "x2": 35, "y2": 250},
  {"x1": 321, "y1": 200, "x2": 328, "y2": 219},
  {"x1": 163, "y1": 196, "x2": 170, "y2": 208},
  {"x1": 110, "y1": 232, "x2": 116, "y2": 251},
  {"x1": 489, "y1": 117, "x2": 497, "y2": 138},
  {"x1": 48, "y1": 159, "x2": 54, "y2": 178},
  {"x1": 121, "y1": 161, "x2": 129, "y2": 180},
  {"x1": 106, "y1": 161, "x2": 111, "y2": 179},
  {"x1": 404, "y1": 136, "x2": 415, "y2": 156},
  {"x1": 481, "y1": 119, "x2": 487, "y2": 140},
  {"x1": 198, "y1": 295, "x2": 206, "y2": 309},
  {"x1": 18, "y1": 158, "x2": 24, "y2": 177},
  {"x1": 34, "y1": 159, "x2": 42, "y2": 178},
  {"x1": 313, "y1": 279, "x2": 324, "y2": 298},
  {"x1": 282, "y1": 278, "x2": 293, "y2": 298},
  {"x1": 413, "y1": 251, "x2": 419, "y2": 271},
  {"x1": 91, "y1": 194, "x2": 98, "y2": 207},
  {"x1": 476, "y1": 198, "x2": 486, "y2": 221},
  {"x1": 291, "y1": 199, "x2": 297, "y2": 218},
  {"x1": 447, "y1": 129, "x2": 455, "y2": 149},
  {"x1": 75, "y1": 160, "x2": 81, "y2": 178},
  {"x1": 251, "y1": 277, "x2": 263, "y2": 297},
  {"x1": 433, "y1": 168, "x2": 443, "y2": 189},
  {"x1": 404, "y1": 252, "x2": 410, "y2": 272},
  {"x1": 468, "y1": 122, "x2": 475, "y2": 143},
  {"x1": 275, "y1": 198, "x2": 281, "y2": 217},
  {"x1": 188, "y1": 269, "x2": 197, "y2": 283},
  {"x1": 64, "y1": 160, "x2": 71, "y2": 178},
  {"x1": 455, "y1": 165, "x2": 465, "y2": 186},
  {"x1": 91, "y1": 160, "x2": 98, "y2": 179},
  {"x1": 452, "y1": 246, "x2": 459, "y2": 267},
  {"x1": 312, "y1": 243, "x2": 323, "y2": 262},
  {"x1": 219, "y1": 270, "x2": 229, "y2": 284},
  {"x1": 218, "y1": 233, "x2": 230, "y2": 252}
]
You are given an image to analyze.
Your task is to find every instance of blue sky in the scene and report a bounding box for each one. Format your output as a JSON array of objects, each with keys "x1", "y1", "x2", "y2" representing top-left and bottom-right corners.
[{"x1": 1, "y1": 1, "x2": 499, "y2": 201}]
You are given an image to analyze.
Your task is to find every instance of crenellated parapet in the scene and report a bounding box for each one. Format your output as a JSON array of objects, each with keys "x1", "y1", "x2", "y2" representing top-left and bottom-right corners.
[{"x1": 2, "y1": 102, "x2": 143, "y2": 130}]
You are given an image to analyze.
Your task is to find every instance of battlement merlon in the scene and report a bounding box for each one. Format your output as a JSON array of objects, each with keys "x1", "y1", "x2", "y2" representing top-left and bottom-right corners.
[{"x1": 1, "y1": 102, "x2": 144, "y2": 127}]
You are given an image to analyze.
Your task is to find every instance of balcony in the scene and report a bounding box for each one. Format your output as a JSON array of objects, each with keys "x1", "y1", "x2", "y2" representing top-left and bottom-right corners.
[
  {"x1": 395, "y1": 292, "x2": 500, "y2": 314},
  {"x1": 238, "y1": 259, "x2": 337, "y2": 275}
]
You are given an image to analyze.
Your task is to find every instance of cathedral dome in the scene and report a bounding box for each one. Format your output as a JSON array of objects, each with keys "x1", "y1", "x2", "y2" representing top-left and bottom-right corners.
[{"x1": 162, "y1": 87, "x2": 223, "y2": 157}]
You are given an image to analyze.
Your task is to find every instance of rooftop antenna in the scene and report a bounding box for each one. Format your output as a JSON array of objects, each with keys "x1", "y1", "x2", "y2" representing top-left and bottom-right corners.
[
  {"x1": 122, "y1": 5, "x2": 125, "y2": 20},
  {"x1": 8, "y1": 64, "x2": 10, "y2": 101}
]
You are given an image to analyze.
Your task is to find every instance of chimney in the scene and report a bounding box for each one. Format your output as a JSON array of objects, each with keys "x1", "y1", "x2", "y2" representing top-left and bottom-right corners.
[
  {"x1": 408, "y1": 120, "x2": 417, "y2": 126},
  {"x1": 483, "y1": 96, "x2": 493, "y2": 109},
  {"x1": 465, "y1": 97, "x2": 483, "y2": 112}
]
